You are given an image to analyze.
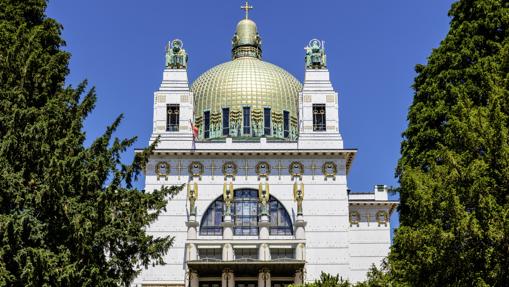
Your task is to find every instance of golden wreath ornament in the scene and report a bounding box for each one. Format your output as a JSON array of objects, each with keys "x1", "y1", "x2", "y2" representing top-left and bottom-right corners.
[
  {"x1": 289, "y1": 161, "x2": 304, "y2": 179},
  {"x1": 188, "y1": 161, "x2": 204, "y2": 179},
  {"x1": 349, "y1": 211, "x2": 360, "y2": 227},
  {"x1": 222, "y1": 161, "x2": 238, "y2": 178},
  {"x1": 255, "y1": 161, "x2": 271, "y2": 179},
  {"x1": 155, "y1": 161, "x2": 170, "y2": 180},
  {"x1": 376, "y1": 210, "x2": 388, "y2": 226},
  {"x1": 322, "y1": 161, "x2": 337, "y2": 180}
]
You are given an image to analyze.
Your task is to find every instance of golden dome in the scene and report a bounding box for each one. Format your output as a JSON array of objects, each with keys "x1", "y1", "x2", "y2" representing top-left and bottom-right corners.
[
  {"x1": 192, "y1": 57, "x2": 301, "y2": 120},
  {"x1": 191, "y1": 18, "x2": 302, "y2": 140}
]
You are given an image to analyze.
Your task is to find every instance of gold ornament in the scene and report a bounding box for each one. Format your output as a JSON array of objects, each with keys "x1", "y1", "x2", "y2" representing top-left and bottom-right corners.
[
  {"x1": 155, "y1": 161, "x2": 170, "y2": 180},
  {"x1": 255, "y1": 161, "x2": 271, "y2": 179},
  {"x1": 187, "y1": 182, "x2": 198, "y2": 215},
  {"x1": 376, "y1": 210, "x2": 388, "y2": 226},
  {"x1": 322, "y1": 161, "x2": 337, "y2": 180},
  {"x1": 289, "y1": 161, "x2": 304, "y2": 179},
  {"x1": 258, "y1": 182, "x2": 270, "y2": 205},
  {"x1": 349, "y1": 211, "x2": 360, "y2": 226},
  {"x1": 188, "y1": 161, "x2": 204, "y2": 179},
  {"x1": 222, "y1": 161, "x2": 238, "y2": 178}
]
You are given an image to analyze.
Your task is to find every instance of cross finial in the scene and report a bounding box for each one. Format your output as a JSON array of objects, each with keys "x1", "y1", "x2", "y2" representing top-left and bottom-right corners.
[{"x1": 241, "y1": 1, "x2": 253, "y2": 19}]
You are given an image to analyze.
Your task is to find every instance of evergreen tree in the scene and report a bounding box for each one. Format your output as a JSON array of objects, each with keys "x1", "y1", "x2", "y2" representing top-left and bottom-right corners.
[
  {"x1": 390, "y1": 0, "x2": 509, "y2": 285},
  {"x1": 0, "y1": 0, "x2": 180, "y2": 286}
]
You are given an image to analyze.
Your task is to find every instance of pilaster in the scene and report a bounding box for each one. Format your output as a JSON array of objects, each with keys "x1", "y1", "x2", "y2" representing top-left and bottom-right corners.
[
  {"x1": 258, "y1": 269, "x2": 271, "y2": 287},
  {"x1": 222, "y1": 269, "x2": 235, "y2": 287}
]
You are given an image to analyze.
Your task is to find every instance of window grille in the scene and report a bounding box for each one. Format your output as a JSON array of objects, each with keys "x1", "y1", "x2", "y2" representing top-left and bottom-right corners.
[
  {"x1": 166, "y1": 104, "x2": 180, "y2": 132},
  {"x1": 313, "y1": 104, "x2": 326, "y2": 131}
]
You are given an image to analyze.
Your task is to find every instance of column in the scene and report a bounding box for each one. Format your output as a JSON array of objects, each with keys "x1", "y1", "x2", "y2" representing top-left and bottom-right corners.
[
  {"x1": 258, "y1": 269, "x2": 271, "y2": 287},
  {"x1": 190, "y1": 270, "x2": 199, "y2": 287},
  {"x1": 294, "y1": 269, "x2": 304, "y2": 285},
  {"x1": 222, "y1": 268, "x2": 234, "y2": 287}
]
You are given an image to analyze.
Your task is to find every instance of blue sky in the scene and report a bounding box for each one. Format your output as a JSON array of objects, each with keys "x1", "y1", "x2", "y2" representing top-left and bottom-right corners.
[{"x1": 46, "y1": 0, "x2": 457, "y2": 233}]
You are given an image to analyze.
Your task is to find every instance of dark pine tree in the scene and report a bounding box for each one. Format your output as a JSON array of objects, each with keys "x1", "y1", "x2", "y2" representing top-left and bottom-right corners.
[
  {"x1": 390, "y1": 0, "x2": 509, "y2": 286},
  {"x1": 0, "y1": 0, "x2": 180, "y2": 286}
]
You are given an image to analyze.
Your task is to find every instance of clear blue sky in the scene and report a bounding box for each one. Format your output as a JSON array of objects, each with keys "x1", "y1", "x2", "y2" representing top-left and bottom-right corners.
[{"x1": 46, "y1": 0, "x2": 456, "y2": 233}]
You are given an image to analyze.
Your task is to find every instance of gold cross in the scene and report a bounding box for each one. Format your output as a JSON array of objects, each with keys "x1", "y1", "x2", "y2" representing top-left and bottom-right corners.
[
  {"x1": 242, "y1": 159, "x2": 251, "y2": 180},
  {"x1": 275, "y1": 160, "x2": 284, "y2": 180},
  {"x1": 241, "y1": 1, "x2": 253, "y2": 19},
  {"x1": 207, "y1": 160, "x2": 217, "y2": 180},
  {"x1": 176, "y1": 159, "x2": 185, "y2": 180},
  {"x1": 310, "y1": 160, "x2": 319, "y2": 180}
]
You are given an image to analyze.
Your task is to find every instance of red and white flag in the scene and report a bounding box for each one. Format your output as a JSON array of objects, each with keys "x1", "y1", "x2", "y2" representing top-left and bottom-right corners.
[{"x1": 190, "y1": 120, "x2": 199, "y2": 139}]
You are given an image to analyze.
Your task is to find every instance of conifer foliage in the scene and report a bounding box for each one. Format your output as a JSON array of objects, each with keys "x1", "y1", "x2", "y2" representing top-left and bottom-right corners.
[
  {"x1": 0, "y1": 0, "x2": 180, "y2": 286},
  {"x1": 390, "y1": 0, "x2": 509, "y2": 285}
]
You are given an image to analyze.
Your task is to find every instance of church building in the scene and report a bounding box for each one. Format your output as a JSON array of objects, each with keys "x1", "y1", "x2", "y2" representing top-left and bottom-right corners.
[{"x1": 133, "y1": 3, "x2": 397, "y2": 287}]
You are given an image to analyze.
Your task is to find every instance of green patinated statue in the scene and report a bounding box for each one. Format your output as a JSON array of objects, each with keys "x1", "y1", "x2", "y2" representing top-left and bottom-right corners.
[
  {"x1": 166, "y1": 39, "x2": 188, "y2": 69},
  {"x1": 305, "y1": 39, "x2": 326, "y2": 69}
]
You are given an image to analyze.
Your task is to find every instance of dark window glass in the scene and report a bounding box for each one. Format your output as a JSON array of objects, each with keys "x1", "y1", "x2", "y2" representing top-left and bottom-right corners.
[
  {"x1": 283, "y1": 111, "x2": 290, "y2": 138},
  {"x1": 199, "y1": 189, "x2": 293, "y2": 236},
  {"x1": 222, "y1": 108, "x2": 230, "y2": 136},
  {"x1": 243, "y1": 107, "x2": 251, "y2": 135},
  {"x1": 270, "y1": 248, "x2": 295, "y2": 260},
  {"x1": 204, "y1": 111, "x2": 210, "y2": 139},
  {"x1": 234, "y1": 248, "x2": 257, "y2": 260},
  {"x1": 264, "y1": 108, "x2": 271, "y2": 136},
  {"x1": 313, "y1": 104, "x2": 326, "y2": 131},
  {"x1": 166, "y1": 104, "x2": 179, "y2": 132},
  {"x1": 269, "y1": 199, "x2": 293, "y2": 235},
  {"x1": 198, "y1": 248, "x2": 222, "y2": 260}
]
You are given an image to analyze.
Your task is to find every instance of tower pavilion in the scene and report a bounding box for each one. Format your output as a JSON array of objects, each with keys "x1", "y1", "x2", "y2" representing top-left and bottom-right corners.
[{"x1": 133, "y1": 5, "x2": 398, "y2": 287}]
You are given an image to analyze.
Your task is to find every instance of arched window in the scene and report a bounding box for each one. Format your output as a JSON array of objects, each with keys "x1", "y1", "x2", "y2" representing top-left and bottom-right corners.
[{"x1": 199, "y1": 189, "x2": 293, "y2": 236}]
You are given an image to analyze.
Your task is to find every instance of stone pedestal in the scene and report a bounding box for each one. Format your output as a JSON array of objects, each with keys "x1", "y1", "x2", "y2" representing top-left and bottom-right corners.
[
  {"x1": 186, "y1": 217, "x2": 199, "y2": 240},
  {"x1": 222, "y1": 214, "x2": 234, "y2": 240},
  {"x1": 222, "y1": 269, "x2": 235, "y2": 287},
  {"x1": 258, "y1": 269, "x2": 271, "y2": 287},
  {"x1": 295, "y1": 216, "x2": 307, "y2": 240},
  {"x1": 258, "y1": 214, "x2": 270, "y2": 240}
]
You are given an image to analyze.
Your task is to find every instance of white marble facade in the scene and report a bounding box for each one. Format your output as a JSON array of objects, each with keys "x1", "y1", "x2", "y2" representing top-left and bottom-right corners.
[{"x1": 132, "y1": 19, "x2": 397, "y2": 287}]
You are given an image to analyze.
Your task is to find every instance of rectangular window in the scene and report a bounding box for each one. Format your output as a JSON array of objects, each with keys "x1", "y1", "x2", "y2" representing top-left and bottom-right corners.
[
  {"x1": 166, "y1": 104, "x2": 179, "y2": 132},
  {"x1": 264, "y1": 108, "x2": 271, "y2": 136},
  {"x1": 243, "y1": 106, "x2": 251, "y2": 135},
  {"x1": 222, "y1": 108, "x2": 230, "y2": 136},
  {"x1": 204, "y1": 111, "x2": 210, "y2": 139},
  {"x1": 234, "y1": 248, "x2": 258, "y2": 260},
  {"x1": 313, "y1": 104, "x2": 326, "y2": 131},
  {"x1": 270, "y1": 248, "x2": 295, "y2": 260},
  {"x1": 198, "y1": 248, "x2": 222, "y2": 260},
  {"x1": 283, "y1": 111, "x2": 290, "y2": 138}
]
